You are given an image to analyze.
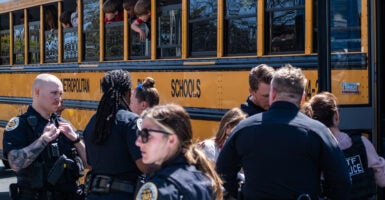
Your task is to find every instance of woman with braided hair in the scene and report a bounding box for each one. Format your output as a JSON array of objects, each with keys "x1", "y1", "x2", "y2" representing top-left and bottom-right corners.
[{"x1": 83, "y1": 70, "x2": 149, "y2": 200}]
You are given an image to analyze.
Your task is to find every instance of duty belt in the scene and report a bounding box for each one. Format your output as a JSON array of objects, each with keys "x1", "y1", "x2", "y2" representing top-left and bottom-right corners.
[{"x1": 90, "y1": 175, "x2": 135, "y2": 194}]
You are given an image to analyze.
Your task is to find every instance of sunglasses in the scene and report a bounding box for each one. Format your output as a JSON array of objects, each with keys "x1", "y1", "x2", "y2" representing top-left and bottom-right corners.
[{"x1": 136, "y1": 128, "x2": 172, "y2": 143}]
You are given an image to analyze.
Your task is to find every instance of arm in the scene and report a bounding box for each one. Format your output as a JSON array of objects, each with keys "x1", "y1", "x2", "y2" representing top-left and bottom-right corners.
[
  {"x1": 130, "y1": 19, "x2": 146, "y2": 40},
  {"x1": 216, "y1": 133, "x2": 242, "y2": 198},
  {"x1": 362, "y1": 136, "x2": 385, "y2": 187},
  {"x1": 8, "y1": 124, "x2": 59, "y2": 172},
  {"x1": 59, "y1": 122, "x2": 90, "y2": 168}
]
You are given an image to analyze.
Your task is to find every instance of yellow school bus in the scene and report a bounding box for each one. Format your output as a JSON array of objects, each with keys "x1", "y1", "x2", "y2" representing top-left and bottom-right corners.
[{"x1": 0, "y1": 0, "x2": 384, "y2": 183}]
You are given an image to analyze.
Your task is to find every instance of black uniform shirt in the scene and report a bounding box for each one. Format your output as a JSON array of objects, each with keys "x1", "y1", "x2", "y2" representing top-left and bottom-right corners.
[
  {"x1": 217, "y1": 101, "x2": 351, "y2": 200},
  {"x1": 136, "y1": 154, "x2": 214, "y2": 200},
  {"x1": 83, "y1": 107, "x2": 142, "y2": 182},
  {"x1": 2, "y1": 106, "x2": 76, "y2": 187},
  {"x1": 240, "y1": 95, "x2": 266, "y2": 117}
]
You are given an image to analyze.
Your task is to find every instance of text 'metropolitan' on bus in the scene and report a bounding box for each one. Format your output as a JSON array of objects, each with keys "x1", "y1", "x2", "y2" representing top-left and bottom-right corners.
[{"x1": 0, "y1": 0, "x2": 385, "y2": 181}]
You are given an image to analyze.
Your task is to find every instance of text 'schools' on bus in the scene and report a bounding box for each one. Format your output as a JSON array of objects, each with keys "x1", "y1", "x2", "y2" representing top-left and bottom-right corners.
[{"x1": 1, "y1": 0, "x2": 385, "y2": 169}]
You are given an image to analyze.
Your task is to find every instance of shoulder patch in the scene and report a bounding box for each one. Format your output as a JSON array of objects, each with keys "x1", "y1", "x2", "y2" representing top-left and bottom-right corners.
[
  {"x1": 137, "y1": 118, "x2": 143, "y2": 130},
  {"x1": 136, "y1": 182, "x2": 158, "y2": 200},
  {"x1": 5, "y1": 117, "x2": 20, "y2": 132}
]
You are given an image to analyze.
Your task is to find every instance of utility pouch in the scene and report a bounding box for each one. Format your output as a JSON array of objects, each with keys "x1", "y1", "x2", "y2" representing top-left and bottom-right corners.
[
  {"x1": 71, "y1": 148, "x2": 84, "y2": 177},
  {"x1": 9, "y1": 183, "x2": 19, "y2": 200},
  {"x1": 47, "y1": 155, "x2": 68, "y2": 185}
]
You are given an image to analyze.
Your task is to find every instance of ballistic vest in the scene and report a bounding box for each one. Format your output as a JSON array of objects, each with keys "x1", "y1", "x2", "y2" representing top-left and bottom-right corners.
[{"x1": 342, "y1": 134, "x2": 376, "y2": 200}]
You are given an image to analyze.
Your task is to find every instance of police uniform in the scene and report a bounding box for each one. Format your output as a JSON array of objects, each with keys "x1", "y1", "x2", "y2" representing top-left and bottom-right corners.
[
  {"x1": 217, "y1": 101, "x2": 351, "y2": 200},
  {"x1": 83, "y1": 107, "x2": 141, "y2": 200},
  {"x1": 338, "y1": 132, "x2": 377, "y2": 200},
  {"x1": 2, "y1": 106, "x2": 83, "y2": 200},
  {"x1": 135, "y1": 154, "x2": 214, "y2": 200},
  {"x1": 240, "y1": 96, "x2": 265, "y2": 117}
]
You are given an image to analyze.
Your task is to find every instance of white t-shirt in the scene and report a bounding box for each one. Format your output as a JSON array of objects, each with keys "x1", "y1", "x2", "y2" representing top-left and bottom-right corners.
[{"x1": 200, "y1": 139, "x2": 221, "y2": 162}]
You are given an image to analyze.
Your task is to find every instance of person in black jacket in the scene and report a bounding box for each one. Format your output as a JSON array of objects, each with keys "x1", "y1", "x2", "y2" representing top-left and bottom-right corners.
[
  {"x1": 307, "y1": 92, "x2": 385, "y2": 200},
  {"x1": 240, "y1": 64, "x2": 275, "y2": 117},
  {"x1": 134, "y1": 104, "x2": 223, "y2": 199},
  {"x1": 3, "y1": 73, "x2": 86, "y2": 200},
  {"x1": 217, "y1": 64, "x2": 351, "y2": 200},
  {"x1": 83, "y1": 70, "x2": 149, "y2": 200}
]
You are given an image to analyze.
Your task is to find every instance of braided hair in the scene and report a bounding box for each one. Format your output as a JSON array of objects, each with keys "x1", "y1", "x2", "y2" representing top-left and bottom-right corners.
[{"x1": 92, "y1": 70, "x2": 132, "y2": 144}]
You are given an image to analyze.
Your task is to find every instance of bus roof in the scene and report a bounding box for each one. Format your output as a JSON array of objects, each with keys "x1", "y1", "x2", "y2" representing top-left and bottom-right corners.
[{"x1": 0, "y1": 0, "x2": 59, "y2": 14}]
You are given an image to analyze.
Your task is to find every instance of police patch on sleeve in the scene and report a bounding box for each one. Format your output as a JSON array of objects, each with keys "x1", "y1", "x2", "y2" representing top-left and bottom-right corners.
[
  {"x1": 135, "y1": 182, "x2": 158, "y2": 200},
  {"x1": 137, "y1": 118, "x2": 143, "y2": 130},
  {"x1": 5, "y1": 117, "x2": 19, "y2": 132}
]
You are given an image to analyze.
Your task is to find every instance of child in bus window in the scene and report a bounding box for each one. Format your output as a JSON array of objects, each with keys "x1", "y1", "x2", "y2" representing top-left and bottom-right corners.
[
  {"x1": 44, "y1": 5, "x2": 58, "y2": 31},
  {"x1": 130, "y1": 0, "x2": 150, "y2": 40},
  {"x1": 123, "y1": 0, "x2": 138, "y2": 19},
  {"x1": 60, "y1": 11, "x2": 73, "y2": 28},
  {"x1": 103, "y1": 0, "x2": 124, "y2": 23}
]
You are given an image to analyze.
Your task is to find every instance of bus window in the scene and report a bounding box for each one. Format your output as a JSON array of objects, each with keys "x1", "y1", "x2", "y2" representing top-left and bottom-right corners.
[
  {"x1": 13, "y1": 11, "x2": 24, "y2": 65},
  {"x1": 224, "y1": 0, "x2": 257, "y2": 55},
  {"x1": 28, "y1": 7, "x2": 40, "y2": 64},
  {"x1": 189, "y1": 0, "x2": 217, "y2": 57},
  {"x1": 44, "y1": 5, "x2": 58, "y2": 63},
  {"x1": 0, "y1": 14, "x2": 10, "y2": 65},
  {"x1": 265, "y1": 0, "x2": 305, "y2": 54},
  {"x1": 83, "y1": 0, "x2": 100, "y2": 61},
  {"x1": 63, "y1": 27, "x2": 78, "y2": 62},
  {"x1": 330, "y1": 0, "x2": 361, "y2": 52},
  {"x1": 62, "y1": 0, "x2": 78, "y2": 62},
  {"x1": 105, "y1": 21, "x2": 124, "y2": 60},
  {"x1": 157, "y1": 1, "x2": 181, "y2": 58}
]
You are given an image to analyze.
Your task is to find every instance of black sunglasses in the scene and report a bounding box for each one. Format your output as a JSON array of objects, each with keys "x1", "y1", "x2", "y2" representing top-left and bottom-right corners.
[{"x1": 136, "y1": 128, "x2": 172, "y2": 143}]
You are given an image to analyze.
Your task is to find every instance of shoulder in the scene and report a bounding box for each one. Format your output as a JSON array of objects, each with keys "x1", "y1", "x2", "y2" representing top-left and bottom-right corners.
[
  {"x1": 115, "y1": 109, "x2": 138, "y2": 123},
  {"x1": 4, "y1": 114, "x2": 29, "y2": 133},
  {"x1": 5, "y1": 117, "x2": 22, "y2": 132},
  {"x1": 200, "y1": 139, "x2": 216, "y2": 148},
  {"x1": 146, "y1": 165, "x2": 211, "y2": 199}
]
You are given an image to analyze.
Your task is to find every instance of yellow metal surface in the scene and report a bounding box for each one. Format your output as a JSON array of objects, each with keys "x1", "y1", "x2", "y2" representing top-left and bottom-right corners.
[
  {"x1": 301, "y1": 69, "x2": 369, "y2": 104},
  {"x1": 60, "y1": 108, "x2": 95, "y2": 131},
  {"x1": 191, "y1": 119, "x2": 219, "y2": 141},
  {"x1": 0, "y1": 0, "x2": 59, "y2": 13},
  {"x1": 305, "y1": 0, "x2": 313, "y2": 54},
  {"x1": 0, "y1": 68, "x2": 369, "y2": 107}
]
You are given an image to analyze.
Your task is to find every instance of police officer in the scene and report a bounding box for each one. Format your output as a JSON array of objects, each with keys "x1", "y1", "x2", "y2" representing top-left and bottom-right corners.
[
  {"x1": 240, "y1": 64, "x2": 275, "y2": 117},
  {"x1": 83, "y1": 70, "x2": 149, "y2": 200},
  {"x1": 135, "y1": 104, "x2": 223, "y2": 199},
  {"x1": 308, "y1": 92, "x2": 385, "y2": 200},
  {"x1": 2, "y1": 73, "x2": 86, "y2": 200},
  {"x1": 217, "y1": 65, "x2": 351, "y2": 199}
]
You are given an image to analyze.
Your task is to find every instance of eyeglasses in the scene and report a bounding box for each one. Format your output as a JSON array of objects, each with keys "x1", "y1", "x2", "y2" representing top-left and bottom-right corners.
[{"x1": 136, "y1": 128, "x2": 172, "y2": 143}]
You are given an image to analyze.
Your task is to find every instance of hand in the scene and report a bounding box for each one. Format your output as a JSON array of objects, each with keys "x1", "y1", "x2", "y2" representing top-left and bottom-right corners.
[
  {"x1": 139, "y1": 30, "x2": 146, "y2": 40},
  {"x1": 41, "y1": 123, "x2": 60, "y2": 143},
  {"x1": 58, "y1": 122, "x2": 78, "y2": 142}
]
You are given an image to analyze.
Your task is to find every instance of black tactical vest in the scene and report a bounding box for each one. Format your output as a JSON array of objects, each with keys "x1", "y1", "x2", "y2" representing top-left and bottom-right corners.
[{"x1": 343, "y1": 134, "x2": 376, "y2": 200}]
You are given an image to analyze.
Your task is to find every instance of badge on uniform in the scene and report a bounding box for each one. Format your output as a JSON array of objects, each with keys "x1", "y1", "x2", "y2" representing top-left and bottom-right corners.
[
  {"x1": 5, "y1": 117, "x2": 19, "y2": 131},
  {"x1": 136, "y1": 182, "x2": 158, "y2": 200}
]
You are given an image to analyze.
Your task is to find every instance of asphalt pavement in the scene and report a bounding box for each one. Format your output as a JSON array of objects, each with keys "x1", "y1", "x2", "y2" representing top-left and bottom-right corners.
[{"x1": 0, "y1": 161, "x2": 15, "y2": 200}]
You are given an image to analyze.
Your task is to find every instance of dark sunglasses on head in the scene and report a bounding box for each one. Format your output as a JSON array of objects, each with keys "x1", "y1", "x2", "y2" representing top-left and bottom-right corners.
[{"x1": 136, "y1": 128, "x2": 172, "y2": 143}]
